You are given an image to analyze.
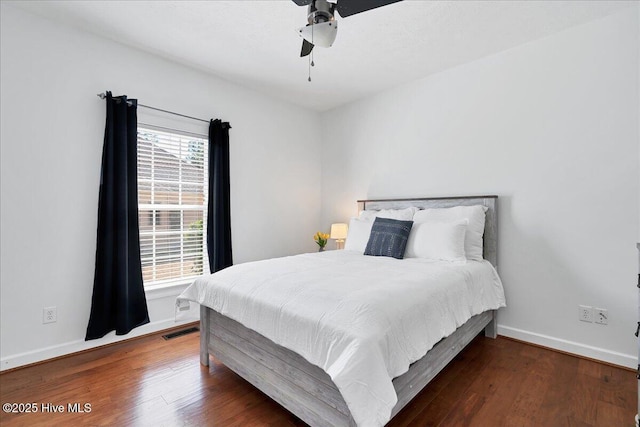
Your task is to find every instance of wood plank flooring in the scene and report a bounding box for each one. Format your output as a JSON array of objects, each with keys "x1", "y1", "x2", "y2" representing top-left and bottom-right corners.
[{"x1": 0, "y1": 328, "x2": 636, "y2": 426}]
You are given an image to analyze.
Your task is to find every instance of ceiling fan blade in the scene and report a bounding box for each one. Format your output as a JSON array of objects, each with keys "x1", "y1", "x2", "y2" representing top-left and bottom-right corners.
[
  {"x1": 336, "y1": 0, "x2": 403, "y2": 17},
  {"x1": 291, "y1": 0, "x2": 312, "y2": 5},
  {"x1": 300, "y1": 39, "x2": 314, "y2": 57}
]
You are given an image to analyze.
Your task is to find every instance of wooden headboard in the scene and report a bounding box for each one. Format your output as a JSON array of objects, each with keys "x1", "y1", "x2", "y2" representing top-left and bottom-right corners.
[{"x1": 357, "y1": 195, "x2": 498, "y2": 270}]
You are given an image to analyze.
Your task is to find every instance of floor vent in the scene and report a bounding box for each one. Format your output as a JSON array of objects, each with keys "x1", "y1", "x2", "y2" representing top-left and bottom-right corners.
[{"x1": 162, "y1": 326, "x2": 199, "y2": 340}]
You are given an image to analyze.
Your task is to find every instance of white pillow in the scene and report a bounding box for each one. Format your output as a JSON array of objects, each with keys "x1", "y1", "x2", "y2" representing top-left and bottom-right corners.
[
  {"x1": 413, "y1": 205, "x2": 488, "y2": 261},
  {"x1": 359, "y1": 207, "x2": 418, "y2": 222},
  {"x1": 405, "y1": 220, "x2": 468, "y2": 261},
  {"x1": 344, "y1": 218, "x2": 373, "y2": 253}
]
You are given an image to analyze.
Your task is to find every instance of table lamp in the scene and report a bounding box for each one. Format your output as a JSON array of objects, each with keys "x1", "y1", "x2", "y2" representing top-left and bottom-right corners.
[{"x1": 330, "y1": 223, "x2": 348, "y2": 250}]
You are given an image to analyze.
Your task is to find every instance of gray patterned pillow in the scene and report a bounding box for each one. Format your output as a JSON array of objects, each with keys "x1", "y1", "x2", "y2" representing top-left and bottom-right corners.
[{"x1": 364, "y1": 217, "x2": 414, "y2": 259}]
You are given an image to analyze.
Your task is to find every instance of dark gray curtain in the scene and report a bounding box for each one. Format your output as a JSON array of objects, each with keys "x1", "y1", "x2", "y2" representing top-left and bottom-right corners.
[
  {"x1": 86, "y1": 91, "x2": 149, "y2": 340},
  {"x1": 207, "y1": 119, "x2": 233, "y2": 273}
]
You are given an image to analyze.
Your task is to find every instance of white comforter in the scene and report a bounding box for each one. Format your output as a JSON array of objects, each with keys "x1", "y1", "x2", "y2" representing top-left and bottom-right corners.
[{"x1": 178, "y1": 250, "x2": 506, "y2": 427}]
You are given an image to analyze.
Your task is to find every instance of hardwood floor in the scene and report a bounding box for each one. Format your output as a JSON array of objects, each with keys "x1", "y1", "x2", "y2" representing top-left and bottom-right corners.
[{"x1": 0, "y1": 329, "x2": 635, "y2": 426}]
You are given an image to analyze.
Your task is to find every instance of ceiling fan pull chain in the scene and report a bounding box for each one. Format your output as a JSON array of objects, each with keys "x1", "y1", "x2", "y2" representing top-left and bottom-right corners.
[
  {"x1": 310, "y1": 22, "x2": 314, "y2": 67},
  {"x1": 308, "y1": 19, "x2": 314, "y2": 82}
]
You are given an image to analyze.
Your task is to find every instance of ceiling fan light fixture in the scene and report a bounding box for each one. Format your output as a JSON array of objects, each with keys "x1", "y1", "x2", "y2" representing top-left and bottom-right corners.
[
  {"x1": 293, "y1": 0, "x2": 404, "y2": 80},
  {"x1": 297, "y1": 20, "x2": 338, "y2": 48}
]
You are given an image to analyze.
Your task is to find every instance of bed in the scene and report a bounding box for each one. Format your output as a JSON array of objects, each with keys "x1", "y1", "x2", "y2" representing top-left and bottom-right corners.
[{"x1": 179, "y1": 195, "x2": 504, "y2": 427}]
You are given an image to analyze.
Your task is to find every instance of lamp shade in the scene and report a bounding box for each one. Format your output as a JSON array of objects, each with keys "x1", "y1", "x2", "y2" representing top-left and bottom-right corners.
[
  {"x1": 330, "y1": 223, "x2": 348, "y2": 240},
  {"x1": 297, "y1": 20, "x2": 338, "y2": 48}
]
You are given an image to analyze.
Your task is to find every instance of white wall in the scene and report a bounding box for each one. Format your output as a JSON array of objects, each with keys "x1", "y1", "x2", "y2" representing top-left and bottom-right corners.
[
  {"x1": 2, "y1": 3, "x2": 638, "y2": 373},
  {"x1": 0, "y1": 4, "x2": 322, "y2": 370},
  {"x1": 321, "y1": 9, "x2": 639, "y2": 367}
]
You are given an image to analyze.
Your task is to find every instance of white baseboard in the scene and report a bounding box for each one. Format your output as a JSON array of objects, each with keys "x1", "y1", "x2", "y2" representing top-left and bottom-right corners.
[
  {"x1": 0, "y1": 318, "x2": 195, "y2": 372},
  {"x1": 498, "y1": 325, "x2": 637, "y2": 369},
  {"x1": 3, "y1": 320, "x2": 636, "y2": 372}
]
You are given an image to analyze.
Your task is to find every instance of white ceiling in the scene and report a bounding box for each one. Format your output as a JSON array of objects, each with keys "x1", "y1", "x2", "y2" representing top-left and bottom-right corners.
[{"x1": 10, "y1": 0, "x2": 635, "y2": 111}]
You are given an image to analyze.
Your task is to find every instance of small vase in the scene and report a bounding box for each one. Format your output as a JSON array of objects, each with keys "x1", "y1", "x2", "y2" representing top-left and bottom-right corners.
[{"x1": 318, "y1": 246, "x2": 325, "y2": 252}]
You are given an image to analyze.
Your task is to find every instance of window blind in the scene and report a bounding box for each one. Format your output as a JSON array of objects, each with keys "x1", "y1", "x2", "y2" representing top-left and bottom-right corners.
[{"x1": 137, "y1": 126, "x2": 208, "y2": 289}]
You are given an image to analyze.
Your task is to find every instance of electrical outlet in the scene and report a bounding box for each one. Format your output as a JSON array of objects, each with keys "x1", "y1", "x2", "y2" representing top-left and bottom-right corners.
[
  {"x1": 43, "y1": 306, "x2": 57, "y2": 324},
  {"x1": 578, "y1": 305, "x2": 593, "y2": 322},
  {"x1": 594, "y1": 308, "x2": 608, "y2": 325},
  {"x1": 177, "y1": 300, "x2": 190, "y2": 312}
]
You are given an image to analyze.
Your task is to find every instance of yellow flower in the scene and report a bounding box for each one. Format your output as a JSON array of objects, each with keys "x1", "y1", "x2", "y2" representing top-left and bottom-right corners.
[{"x1": 313, "y1": 231, "x2": 329, "y2": 247}]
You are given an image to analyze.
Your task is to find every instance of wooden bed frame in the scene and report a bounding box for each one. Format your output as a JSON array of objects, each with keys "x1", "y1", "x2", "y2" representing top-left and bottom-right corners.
[{"x1": 200, "y1": 195, "x2": 499, "y2": 426}]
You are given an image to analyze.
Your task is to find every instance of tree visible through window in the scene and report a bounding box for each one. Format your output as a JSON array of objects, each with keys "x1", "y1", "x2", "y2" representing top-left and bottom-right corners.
[{"x1": 137, "y1": 127, "x2": 208, "y2": 288}]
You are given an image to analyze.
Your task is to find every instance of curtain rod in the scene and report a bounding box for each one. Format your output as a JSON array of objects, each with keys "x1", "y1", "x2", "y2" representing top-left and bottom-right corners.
[{"x1": 97, "y1": 93, "x2": 210, "y2": 124}]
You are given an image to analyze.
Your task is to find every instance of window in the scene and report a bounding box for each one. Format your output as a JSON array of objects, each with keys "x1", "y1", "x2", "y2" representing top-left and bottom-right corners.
[{"x1": 137, "y1": 126, "x2": 208, "y2": 289}]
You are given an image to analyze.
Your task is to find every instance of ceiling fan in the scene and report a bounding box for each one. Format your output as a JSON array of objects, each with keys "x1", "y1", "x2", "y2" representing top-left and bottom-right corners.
[{"x1": 292, "y1": 0, "x2": 403, "y2": 58}]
